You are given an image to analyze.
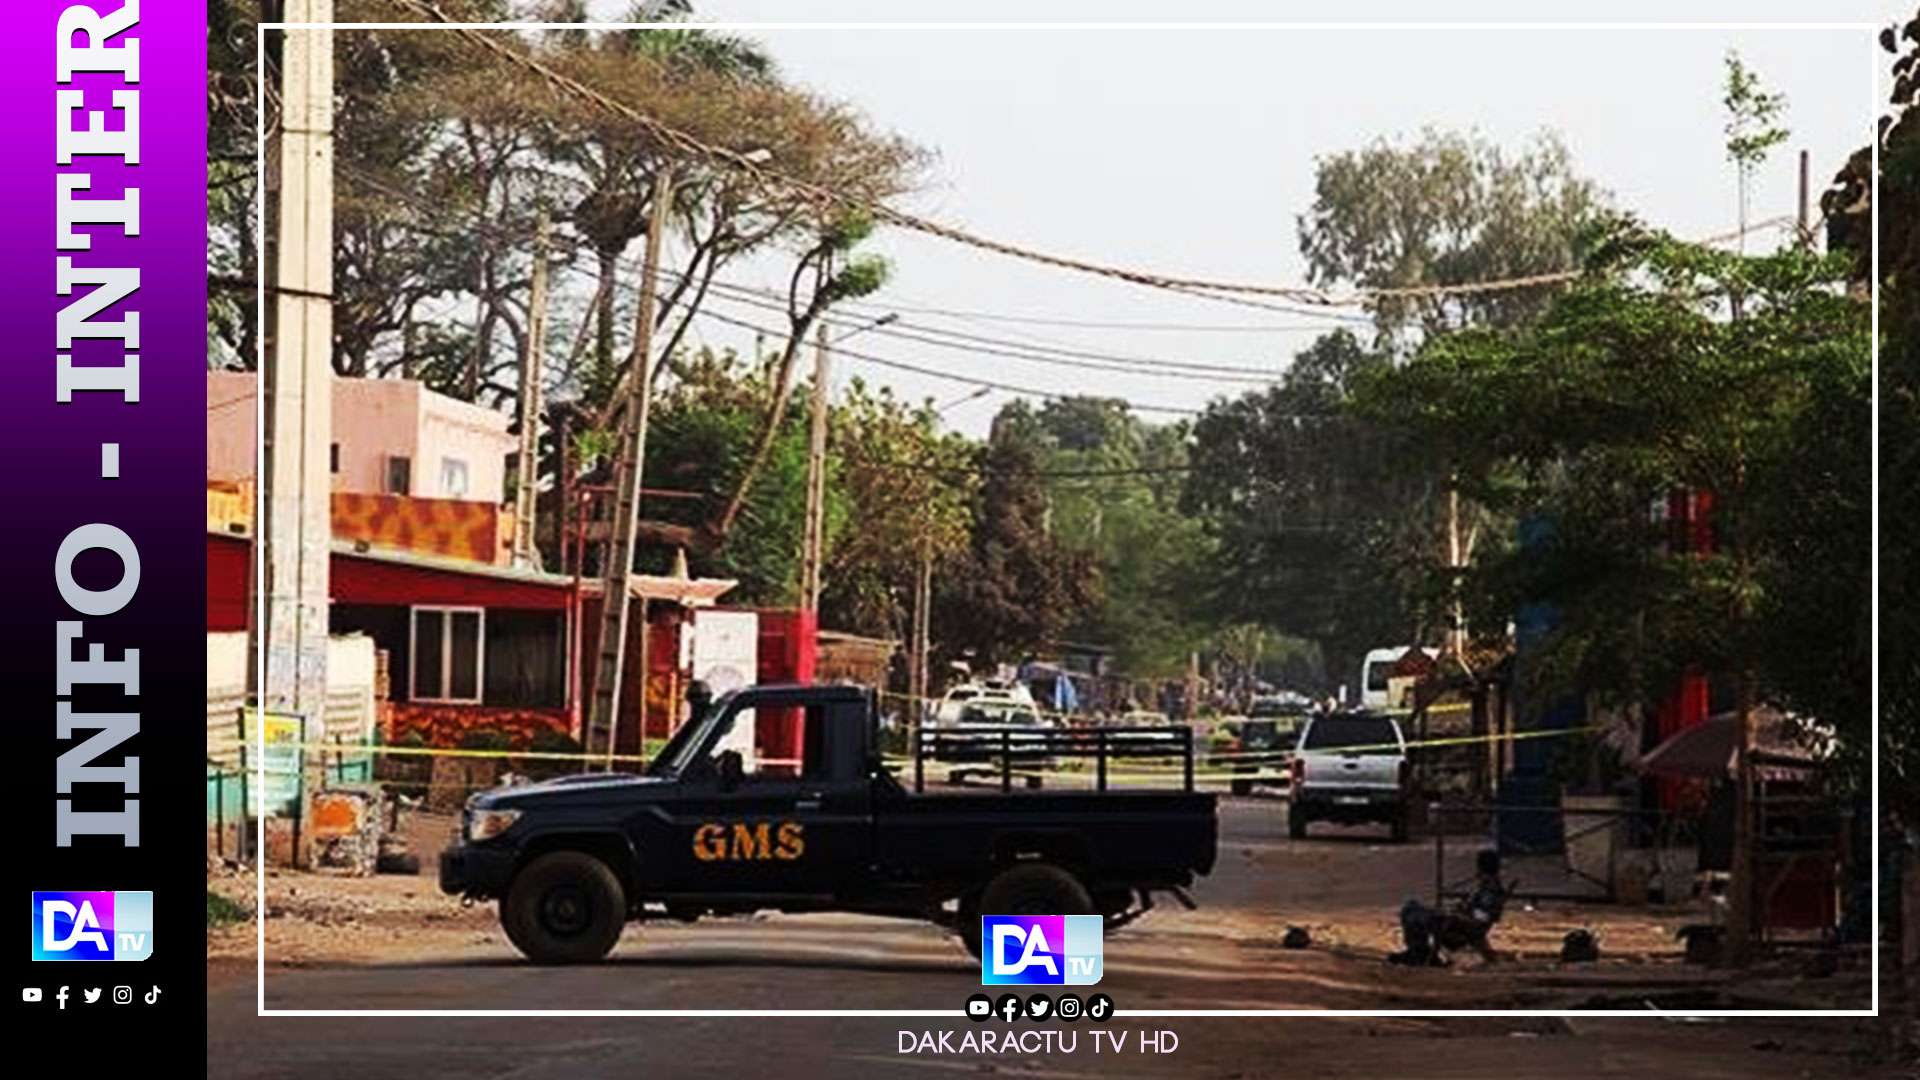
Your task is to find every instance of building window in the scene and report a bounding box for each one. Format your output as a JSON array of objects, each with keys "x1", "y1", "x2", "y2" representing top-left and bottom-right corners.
[
  {"x1": 385, "y1": 455, "x2": 412, "y2": 496},
  {"x1": 330, "y1": 443, "x2": 340, "y2": 474},
  {"x1": 440, "y1": 456, "x2": 470, "y2": 499},
  {"x1": 411, "y1": 606, "x2": 484, "y2": 703},
  {"x1": 484, "y1": 609, "x2": 567, "y2": 708}
]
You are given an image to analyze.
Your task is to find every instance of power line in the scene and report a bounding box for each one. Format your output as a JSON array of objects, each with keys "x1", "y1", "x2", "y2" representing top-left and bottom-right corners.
[
  {"x1": 371, "y1": 0, "x2": 1618, "y2": 308},
  {"x1": 693, "y1": 282, "x2": 1288, "y2": 384},
  {"x1": 335, "y1": 166, "x2": 1260, "y2": 405},
  {"x1": 335, "y1": 165, "x2": 1346, "y2": 383},
  {"x1": 835, "y1": 296, "x2": 1373, "y2": 332},
  {"x1": 332, "y1": 164, "x2": 1808, "y2": 424},
  {"x1": 868, "y1": 458, "x2": 1204, "y2": 480},
  {"x1": 339, "y1": 164, "x2": 1799, "y2": 403},
  {"x1": 688, "y1": 303, "x2": 1205, "y2": 416}
]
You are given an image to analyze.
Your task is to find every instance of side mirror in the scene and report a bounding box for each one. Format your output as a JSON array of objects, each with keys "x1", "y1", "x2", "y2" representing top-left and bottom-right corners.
[{"x1": 715, "y1": 749, "x2": 745, "y2": 791}]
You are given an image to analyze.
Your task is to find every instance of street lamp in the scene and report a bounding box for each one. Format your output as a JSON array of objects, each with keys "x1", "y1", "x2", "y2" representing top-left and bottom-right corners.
[
  {"x1": 935, "y1": 385, "x2": 992, "y2": 416},
  {"x1": 831, "y1": 311, "x2": 899, "y2": 346}
]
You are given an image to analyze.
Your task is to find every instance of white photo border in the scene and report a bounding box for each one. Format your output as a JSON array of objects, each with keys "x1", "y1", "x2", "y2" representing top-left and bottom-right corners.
[{"x1": 251, "y1": 15, "x2": 1886, "y2": 1020}]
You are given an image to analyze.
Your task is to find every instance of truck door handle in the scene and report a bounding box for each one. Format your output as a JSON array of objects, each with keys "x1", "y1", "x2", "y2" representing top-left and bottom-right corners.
[{"x1": 796, "y1": 799, "x2": 822, "y2": 811}]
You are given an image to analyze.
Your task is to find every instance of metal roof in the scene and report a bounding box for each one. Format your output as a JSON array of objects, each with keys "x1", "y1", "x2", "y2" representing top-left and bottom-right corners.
[
  {"x1": 330, "y1": 540, "x2": 578, "y2": 589},
  {"x1": 329, "y1": 540, "x2": 738, "y2": 606}
]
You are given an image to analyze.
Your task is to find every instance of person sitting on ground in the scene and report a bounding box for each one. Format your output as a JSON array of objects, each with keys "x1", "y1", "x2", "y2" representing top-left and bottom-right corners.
[{"x1": 1390, "y1": 848, "x2": 1510, "y2": 967}]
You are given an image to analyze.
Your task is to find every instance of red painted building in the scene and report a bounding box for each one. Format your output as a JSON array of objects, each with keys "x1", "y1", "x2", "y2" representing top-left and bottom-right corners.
[
  {"x1": 1653, "y1": 489, "x2": 1721, "y2": 810},
  {"x1": 205, "y1": 530, "x2": 825, "y2": 763}
]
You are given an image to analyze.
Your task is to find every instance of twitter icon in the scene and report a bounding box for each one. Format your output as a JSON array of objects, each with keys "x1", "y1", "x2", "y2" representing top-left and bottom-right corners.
[{"x1": 82, "y1": 988, "x2": 101, "y2": 1004}]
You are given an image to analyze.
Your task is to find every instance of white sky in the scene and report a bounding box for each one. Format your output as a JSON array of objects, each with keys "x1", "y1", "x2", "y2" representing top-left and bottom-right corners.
[{"x1": 565, "y1": 2, "x2": 1899, "y2": 435}]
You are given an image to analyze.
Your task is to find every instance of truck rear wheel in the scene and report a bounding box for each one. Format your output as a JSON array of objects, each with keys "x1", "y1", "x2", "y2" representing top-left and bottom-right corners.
[
  {"x1": 959, "y1": 862, "x2": 1096, "y2": 959},
  {"x1": 502, "y1": 851, "x2": 627, "y2": 964}
]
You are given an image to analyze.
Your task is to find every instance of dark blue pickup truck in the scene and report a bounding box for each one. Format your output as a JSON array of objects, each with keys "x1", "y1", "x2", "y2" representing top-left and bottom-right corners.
[{"x1": 440, "y1": 684, "x2": 1217, "y2": 963}]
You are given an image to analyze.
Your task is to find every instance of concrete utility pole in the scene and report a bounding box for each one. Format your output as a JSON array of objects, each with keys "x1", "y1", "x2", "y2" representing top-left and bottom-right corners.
[
  {"x1": 586, "y1": 173, "x2": 674, "y2": 761},
  {"x1": 800, "y1": 322, "x2": 830, "y2": 612},
  {"x1": 513, "y1": 207, "x2": 550, "y2": 568},
  {"x1": 261, "y1": 0, "x2": 333, "y2": 869}
]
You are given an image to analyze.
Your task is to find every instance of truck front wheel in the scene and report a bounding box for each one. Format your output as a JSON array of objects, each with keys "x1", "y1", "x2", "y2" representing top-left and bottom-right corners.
[{"x1": 502, "y1": 851, "x2": 627, "y2": 964}]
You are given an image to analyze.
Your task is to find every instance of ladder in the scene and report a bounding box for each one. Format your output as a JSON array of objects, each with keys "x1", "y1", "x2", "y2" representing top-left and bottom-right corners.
[{"x1": 584, "y1": 176, "x2": 674, "y2": 761}]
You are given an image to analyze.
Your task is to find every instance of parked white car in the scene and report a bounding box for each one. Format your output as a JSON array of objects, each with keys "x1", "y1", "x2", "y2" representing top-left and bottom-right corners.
[
  {"x1": 1288, "y1": 711, "x2": 1411, "y2": 842},
  {"x1": 930, "y1": 681, "x2": 1046, "y2": 727},
  {"x1": 923, "y1": 681, "x2": 1053, "y2": 787}
]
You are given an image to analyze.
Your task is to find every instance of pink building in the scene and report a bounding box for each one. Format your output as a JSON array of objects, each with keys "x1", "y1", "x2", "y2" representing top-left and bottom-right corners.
[{"x1": 207, "y1": 371, "x2": 515, "y2": 504}]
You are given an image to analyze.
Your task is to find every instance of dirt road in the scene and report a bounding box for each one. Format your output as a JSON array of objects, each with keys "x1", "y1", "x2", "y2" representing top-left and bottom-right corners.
[{"x1": 204, "y1": 796, "x2": 1901, "y2": 1077}]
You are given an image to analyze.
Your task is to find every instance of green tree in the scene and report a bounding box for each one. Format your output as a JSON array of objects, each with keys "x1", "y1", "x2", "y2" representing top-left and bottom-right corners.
[
  {"x1": 1298, "y1": 129, "x2": 1607, "y2": 345},
  {"x1": 1722, "y1": 49, "x2": 1790, "y2": 255},
  {"x1": 819, "y1": 381, "x2": 976, "y2": 642},
  {"x1": 1000, "y1": 398, "x2": 1213, "y2": 677},
  {"x1": 635, "y1": 346, "x2": 822, "y2": 603},
  {"x1": 1183, "y1": 330, "x2": 1429, "y2": 691},
  {"x1": 1355, "y1": 218, "x2": 1870, "y2": 780},
  {"x1": 1825, "y1": 12, "x2": 1919, "y2": 829},
  {"x1": 930, "y1": 429, "x2": 1099, "y2": 672}
]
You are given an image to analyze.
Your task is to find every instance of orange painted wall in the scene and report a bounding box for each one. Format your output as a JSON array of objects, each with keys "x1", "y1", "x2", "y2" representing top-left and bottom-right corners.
[{"x1": 332, "y1": 493, "x2": 515, "y2": 565}]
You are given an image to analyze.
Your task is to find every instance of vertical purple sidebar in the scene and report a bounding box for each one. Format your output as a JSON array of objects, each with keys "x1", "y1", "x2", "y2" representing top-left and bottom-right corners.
[{"x1": 2, "y1": 0, "x2": 209, "y2": 1045}]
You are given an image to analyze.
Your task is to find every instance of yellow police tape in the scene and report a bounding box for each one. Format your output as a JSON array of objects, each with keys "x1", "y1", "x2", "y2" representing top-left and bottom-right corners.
[
  {"x1": 237, "y1": 710, "x2": 1596, "y2": 777},
  {"x1": 879, "y1": 687, "x2": 1471, "y2": 725},
  {"x1": 242, "y1": 740, "x2": 656, "y2": 765},
  {"x1": 889, "y1": 724, "x2": 1601, "y2": 781},
  {"x1": 907, "y1": 721, "x2": 1601, "y2": 765}
]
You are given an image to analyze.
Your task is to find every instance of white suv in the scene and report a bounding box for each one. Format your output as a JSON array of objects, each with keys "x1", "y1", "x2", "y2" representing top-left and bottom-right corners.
[{"x1": 1288, "y1": 711, "x2": 1411, "y2": 842}]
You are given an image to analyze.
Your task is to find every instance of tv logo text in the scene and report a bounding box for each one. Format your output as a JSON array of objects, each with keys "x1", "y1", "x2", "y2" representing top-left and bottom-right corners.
[
  {"x1": 31, "y1": 892, "x2": 153, "y2": 961},
  {"x1": 980, "y1": 916, "x2": 1102, "y2": 985}
]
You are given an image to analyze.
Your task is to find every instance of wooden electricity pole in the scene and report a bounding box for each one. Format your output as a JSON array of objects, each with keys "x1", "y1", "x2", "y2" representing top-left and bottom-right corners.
[
  {"x1": 914, "y1": 548, "x2": 932, "y2": 716},
  {"x1": 1798, "y1": 149, "x2": 1811, "y2": 249},
  {"x1": 261, "y1": 0, "x2": 333, "y2": 869},
  {"x1": 800, "y1": 322, "x2": 830, "y2": 612},
  {"x1": 513, "y1": 207, "x2": 549, "y2": 569},
  {"x1": 1731, "y1": 150, "x2": 1816, "y2": 964},
  {"x1": 586, "y1": 174, "x2": 674, "y2": 762},
  {"x1": 1446, "y1": 473, "x2": 1464, "y2": 656},
  {"x1": 1726, "y1": 151, "x2": 1817, "y2": 965}
]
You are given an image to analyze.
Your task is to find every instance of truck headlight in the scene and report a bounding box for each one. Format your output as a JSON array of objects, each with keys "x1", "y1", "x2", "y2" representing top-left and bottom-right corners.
[{"x1": 468, "y1": 809, "x2": 521, "y2": 842}]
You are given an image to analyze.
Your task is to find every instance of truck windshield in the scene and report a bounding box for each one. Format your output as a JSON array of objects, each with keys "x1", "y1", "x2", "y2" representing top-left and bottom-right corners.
[
  {"x1": 647, "y1": 692, "x2": 734, "y2": 776},
  {"x1": 1301, "y1": 715, "x2": 1399, "y2": 752}
]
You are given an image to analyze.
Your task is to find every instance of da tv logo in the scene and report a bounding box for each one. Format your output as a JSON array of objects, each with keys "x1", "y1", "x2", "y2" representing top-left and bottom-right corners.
[
  {"x1": 981, "y1": 915, "x2": 1102, "y2": 985},
  {"x1": 31, "y1": 892, "x2": 153, "y2": 961}
]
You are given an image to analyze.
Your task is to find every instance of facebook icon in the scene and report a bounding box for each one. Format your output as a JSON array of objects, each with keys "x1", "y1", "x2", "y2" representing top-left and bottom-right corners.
[{"x1": 980, "y1": 915, "x2": 1103, "y2": 985}]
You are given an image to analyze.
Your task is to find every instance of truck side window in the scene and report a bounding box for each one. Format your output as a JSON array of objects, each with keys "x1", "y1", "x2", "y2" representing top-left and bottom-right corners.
[{"x1": 703, "y1": 702, "x2": 832, "y2": 781}]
